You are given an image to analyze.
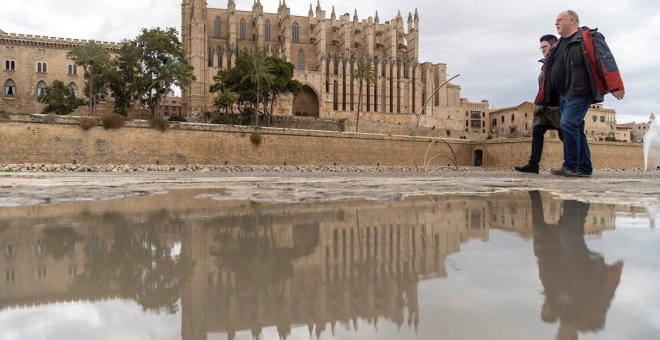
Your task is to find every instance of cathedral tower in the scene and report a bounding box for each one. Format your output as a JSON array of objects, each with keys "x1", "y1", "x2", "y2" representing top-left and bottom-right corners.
[{"x1": 182, "y1": 0, "x2": 209, "y2": 116}]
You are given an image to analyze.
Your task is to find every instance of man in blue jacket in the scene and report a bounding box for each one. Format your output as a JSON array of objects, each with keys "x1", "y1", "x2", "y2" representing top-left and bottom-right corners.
[{"x1": 535, "y1": 10, "x2": 625, "y2": 177}]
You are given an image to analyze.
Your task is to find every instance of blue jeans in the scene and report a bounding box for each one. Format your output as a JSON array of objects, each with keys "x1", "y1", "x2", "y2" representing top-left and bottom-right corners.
[{"x1": 559, "y1": 96, "x2": 592, "y2": 174}]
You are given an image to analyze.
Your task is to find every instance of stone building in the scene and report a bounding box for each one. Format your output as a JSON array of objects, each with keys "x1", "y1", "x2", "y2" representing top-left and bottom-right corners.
[
  {"x1": 585, "y1": 103, "x2": 617, "y2": 140},
  {"x1": 489, "y1": 102, "x2": 545, "y2": 138},
  {"x1": 617, "y1": 112, "x2": 655, "y2": 143},
  {"x1": 181, "y1": 0, "x2": 476, "y2": 134},
  {"x1": 0, "y1": 29, "x2": 120, "y2": 115}
]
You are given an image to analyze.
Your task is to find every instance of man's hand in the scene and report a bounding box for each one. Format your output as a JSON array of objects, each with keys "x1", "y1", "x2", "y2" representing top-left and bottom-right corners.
[{"x1": 611, "y1": 90, "x2": 625, "y2": 100}]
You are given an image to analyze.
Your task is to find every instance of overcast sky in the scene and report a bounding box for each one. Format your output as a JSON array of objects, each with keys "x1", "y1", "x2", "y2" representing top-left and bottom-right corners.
[{"x1": 1, "y1": 0, "x2": 658, "y2": 123}]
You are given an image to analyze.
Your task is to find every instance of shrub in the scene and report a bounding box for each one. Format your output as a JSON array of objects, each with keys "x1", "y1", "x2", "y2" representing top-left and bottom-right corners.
[
  {"x1": 101, "y1": 113, "x2": 127, "y2": 130},
  {"x1": 79, "y1": 117, "x2": 99, "y2": 131},
  {"x1": 250, "y1": 132, "x2": 263, "y2": 145},
  {"x1": 150, "y1": 117, "x2": 169, "y2": 132},
  {"x1": 168, "y1": 115, "x2": 187, "y2": 122},
  {"x1": 211, "y1": 116, "x2": 235, "y2": 125}
]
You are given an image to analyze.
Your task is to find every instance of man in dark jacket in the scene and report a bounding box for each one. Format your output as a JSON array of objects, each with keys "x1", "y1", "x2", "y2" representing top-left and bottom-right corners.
[
  {"x1": 535, "y1": 10, "x2": 625, "y2": 177},
  {"x1": 515, "y1": 34, "x2": 561, "y2": 174}
]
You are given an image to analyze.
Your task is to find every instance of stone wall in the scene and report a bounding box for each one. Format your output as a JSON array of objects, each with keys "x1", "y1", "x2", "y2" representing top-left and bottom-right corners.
[{"x1": 0, "y1": 115, "x2": 644, "y2": 169}]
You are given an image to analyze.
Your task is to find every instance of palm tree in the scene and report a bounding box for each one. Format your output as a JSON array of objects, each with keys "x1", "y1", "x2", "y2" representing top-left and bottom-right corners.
[
  {"x1": 353, "y1": 62, "x2": 376, "y2": 132},
  {"x1": 150, "y1": 59, "x2": 193, "y2": 117},
  {"x1": 67, "y1": 41, "x2": 110, "y2": 115},
  {"x1": 241, "y1": 54, "x2": 275, "y2": 127}
]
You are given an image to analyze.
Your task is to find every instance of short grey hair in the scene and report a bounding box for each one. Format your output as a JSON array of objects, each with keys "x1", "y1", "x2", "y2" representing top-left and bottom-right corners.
[{"x1": 565, "y1": 10, "x2": 580, "y2": 23}]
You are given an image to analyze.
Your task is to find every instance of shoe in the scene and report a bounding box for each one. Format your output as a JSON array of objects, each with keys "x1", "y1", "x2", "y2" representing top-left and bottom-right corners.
[
  {"x1": 577, "y1": 171, "x2": 592, "y2": 177},
  {"x1": 514, "y1": 164, "x2": 539, "y2": 174},
  {"x1": 550, "y1": 166, "x2": 578, "y2": 177}
]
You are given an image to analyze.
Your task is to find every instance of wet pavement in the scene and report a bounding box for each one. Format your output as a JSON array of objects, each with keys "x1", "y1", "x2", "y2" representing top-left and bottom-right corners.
[{"x1": 0, "y1": 170, "x2": 659, "y2": 339}]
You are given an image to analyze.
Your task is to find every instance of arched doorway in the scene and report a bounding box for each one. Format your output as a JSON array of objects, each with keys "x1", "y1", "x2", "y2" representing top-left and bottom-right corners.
[{"x1": 292, "y1": 85, "x2": 319, "y2": 117}]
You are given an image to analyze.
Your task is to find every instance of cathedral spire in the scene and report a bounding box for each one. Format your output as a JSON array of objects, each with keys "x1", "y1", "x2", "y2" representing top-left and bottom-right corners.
[
  {"x1": 353, "y1": 9, "x2": 358, "y2": 23},
  {"x1": 331, "y1": 6, "x2": 336, "y2": 20},
  {"x1": 374, "y1": 11, "x2": 379, "y2": 24},
  {"x1": 308, "y1": 3, "x2": 313, "y2": 17},
  {"x1": 316, "y1": 0, "x2": 322, "y2": 13},
  {"x1": 414, "y1": 8, "x2": 419, "y2": 22}
]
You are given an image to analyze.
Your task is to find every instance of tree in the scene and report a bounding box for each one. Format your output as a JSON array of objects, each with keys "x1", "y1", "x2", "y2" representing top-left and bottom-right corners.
[
  {"x1": 353, "y1": 62, "x2": 376, "y2": 132},
  {"x1": 134, "y1": 27, "x2": 194, "y2": 117},
  {"x1": 263, "y1": 56, "x2": 302, "y2": 124},
  {"x1": 151, "y1": 59, "x2": 193, "y2": 117},
  {"x1": 67, "y1": 41, "x2": 111, "y2": 115},
  {"x1": 107, "y1": 40, "x2": 143, "y2": 115},
  {"x1": 214, "y1": 88, "x2": 238, "y2": 117},
  {"x1": 39, "y1": 80, "x2": 84, "y2": 115},
  {"x1": 241, "y1": 54, "x2": 275, "y2": 127},
  {"x1": 211, "y1": 54, "x2": 300, "y2": 126}
]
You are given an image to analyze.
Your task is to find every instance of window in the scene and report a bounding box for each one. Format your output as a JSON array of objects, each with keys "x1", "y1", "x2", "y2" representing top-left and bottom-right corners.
[
  {"x1": 239, "y1": 18, "x2": 246, "y2": 40},
  {"x1": 265, "y1": 20, "x2": 271, "y2": 41},
  {"x1": 68, "y1": 64, "x2": 77, "y2": 75},
  {"x1": 501, "y1": 116, "x2": 504, "y2": 123},
  {"x1": 292, "y1": 22, "x2": 300, "y2": 43},
  {"x1": 600, "y1": 116, "x2": 605, "y2": 122},
  {"x1": 492, "y1": 118, "x2": 497, "y2": 126},
  {"x1": 297, "y1": 50, "x2": 305, "y2": 70},
  {"x1": 68, "y1": 83, "x2": 78, "y2": 97},
  {"x1": 36, "y1": 81, "x2": 47, "y2": 98},
  {"x1": 36, "y1": 242, "x2": 46, "y2": 257},
  {"x1": 37, "y1": 62, "x2": 48, "y2": 73},
  {"x1": 4, "y1": 79, "x2": 16, "y2": 96},
  {"x1": 4, "y1": 245, "x2": 15, "y2": 259},
  {"x1": 4, "y1": 60, "x2": 16, "y2": 70},
  {"x1": 36, "y1": 267, "x2": 47, "y2": 280},
  {"x1": 5, "y1": 269, "x2": 15, "y2": 283},
  {"x1": 511, "y1": 114, "x2": 515, "y2": 122},
  {"x1": 214, "y1": 16, "x2": 222, "y2": 38}
]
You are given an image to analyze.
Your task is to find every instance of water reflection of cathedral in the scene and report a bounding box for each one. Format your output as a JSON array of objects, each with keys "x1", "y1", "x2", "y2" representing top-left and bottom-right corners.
[{"x1": 0, "y1": 191, "x2": 630, "y2": 339}]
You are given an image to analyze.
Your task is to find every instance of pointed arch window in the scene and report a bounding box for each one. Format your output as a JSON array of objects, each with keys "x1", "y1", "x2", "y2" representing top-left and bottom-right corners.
[
  {"x1": 68, "y1": 83, "x2": 78, "y2": 97},
  {"x1": 5, "y1": 60, "x2": 16, "y2": 71},
  {"x1": 4, "y1": 79, "x2": 16, "y2": 96},
  {"x1": 239, "y1": 18, "x2": 247, "y2": 40},
  {"x1": 265, "y1": 20, "x2": 271, "y2": 42},
  {"x1": 297, "y1": 49, "x2": 305, "y2": 70},
  {"x1": 214, "y1": 17, "x2": 222, "y2": 38},
  {"x1": 292, "y1": 22, "x2": 300, "y2": 43},
  {"x1": 36, "y1": 81, "x2": 47, "y2": 98}
]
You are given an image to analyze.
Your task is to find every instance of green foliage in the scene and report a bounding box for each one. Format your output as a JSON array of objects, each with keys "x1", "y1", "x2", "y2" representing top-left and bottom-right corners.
[
  {"x1": 107, "y1": 40, "x2": 144, "y2": 115},
  {"x1": 213, "y1": 88, "x2": 238, "y2": 115},
  {"x1": 67, "y1": 41, "x2": 111, "y2": 115},
  {"x1": 134, "y1": 27, "x2": 194, "y2": 117},
  {"x1": 211, "y1": 116, "x2": 234, "y2": 125},
  {"x1": 168, "y1": 115, "x2": 187, "y2": 122},
  {"x1": 250, "y1": 132, "x2": 263, "y2": 145},
  {"x1": 102, "y1": 113, "x2": 128, "y2": 129},
  {"x1": 604, "y1": 136, "x2": 619, "y2": 142},
  {"x1": 353, "y1": 62, "x2": 376, "y2": 132},
  {"x1": 211, "y1": 54, "x2": 302, "y2": 126},
  {"x1": 39, "y1": 80, "x2": 85, "y2": 115}
]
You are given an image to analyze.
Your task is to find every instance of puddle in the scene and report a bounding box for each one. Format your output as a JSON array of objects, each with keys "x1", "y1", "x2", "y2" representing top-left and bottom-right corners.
[{"x1": 0, "y1": 190, "x2": 658, "y2": 339}]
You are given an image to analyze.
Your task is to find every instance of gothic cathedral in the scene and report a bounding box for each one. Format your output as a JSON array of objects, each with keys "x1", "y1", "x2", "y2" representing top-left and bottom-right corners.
[{"x1": 182, "y1": 0, "x2": 466, "y2": 127}]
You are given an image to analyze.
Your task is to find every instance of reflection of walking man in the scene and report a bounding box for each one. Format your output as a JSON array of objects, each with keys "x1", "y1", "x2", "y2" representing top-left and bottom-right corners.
[{"x1": 530, "y1": 191, "x2": 623, "y2": 339}]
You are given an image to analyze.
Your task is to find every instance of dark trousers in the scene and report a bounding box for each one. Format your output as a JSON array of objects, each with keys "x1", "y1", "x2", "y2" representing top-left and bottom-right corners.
[
  {"x1": 559, "y1": 96, "x2": 593, "y2": 174},
  {"x1": 528, "y1": 124, "x2": 553, "y2": 167}
]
